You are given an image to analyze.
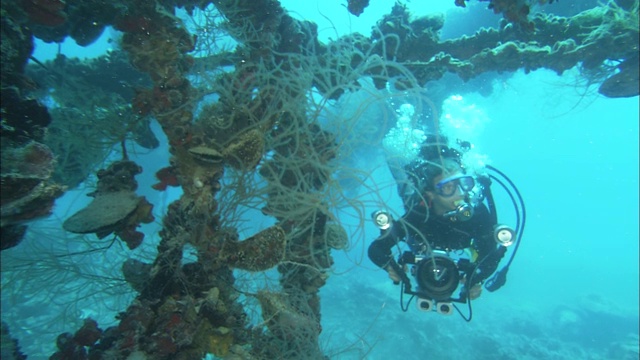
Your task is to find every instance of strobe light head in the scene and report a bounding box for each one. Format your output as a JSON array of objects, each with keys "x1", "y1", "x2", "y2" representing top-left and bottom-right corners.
[
  {"x1": 494, "y1": 225, "x2": 516, "y2": 247},
  {"x1": 416, "y1": 298, "x2": 434, "y2": 312},
  {"x1": 436, "y1": 302, "x2": 454, "y2": 315},
  {"x1": 372, "y1": 210, "x2": 392, "y2": 230},
  {"x1": 416, "y1": 298, "x2": 454, "y2": 315}
]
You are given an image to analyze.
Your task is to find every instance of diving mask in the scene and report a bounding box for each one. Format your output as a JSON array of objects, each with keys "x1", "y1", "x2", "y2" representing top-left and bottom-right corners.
[{"x1": 435, "y1": 174, "x2": 475, "y2": 197}]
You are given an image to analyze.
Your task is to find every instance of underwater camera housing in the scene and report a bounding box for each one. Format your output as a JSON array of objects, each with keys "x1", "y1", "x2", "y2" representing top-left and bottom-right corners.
[
  {"x1": 398, "y1": 250, "x2": 475, "y2": 315},
  {"x1": 396, "y1": 223, "x2": 516, "y2": 315}
]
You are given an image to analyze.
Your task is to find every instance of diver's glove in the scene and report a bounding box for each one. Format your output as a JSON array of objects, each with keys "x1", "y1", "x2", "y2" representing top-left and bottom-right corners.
[
  {"x1": 385, "y1": 263, "x2": 407, "y2": 285},
  {"x1": 485, "y1": 267, "x2": 509, "y2": 292},
  {"x1": 460, "y1": 275, "x2": 483, "y2": 300},
  {"x1": 460, "y1": 283, "x2": 483, "y2": 300},
  {"x1": 385, "y1": 260, "x2": 413, "y2": 289}
]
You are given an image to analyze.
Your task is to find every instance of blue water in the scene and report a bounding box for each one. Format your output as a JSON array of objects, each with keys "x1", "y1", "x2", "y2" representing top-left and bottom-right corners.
[{"x1": 3, "y1": 1, "x2": 638, "y2": 359}]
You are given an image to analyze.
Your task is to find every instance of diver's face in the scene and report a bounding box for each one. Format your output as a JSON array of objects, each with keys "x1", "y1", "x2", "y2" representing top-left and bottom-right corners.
[{"x1": 426, "y1": 172, "x2": 468, "y2": 215}]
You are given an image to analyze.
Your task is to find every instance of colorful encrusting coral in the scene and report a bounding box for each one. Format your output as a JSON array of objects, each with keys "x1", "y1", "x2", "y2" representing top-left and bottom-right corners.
[{"x1": 1, "y1": 0, "x2": 638, "y2": 359}]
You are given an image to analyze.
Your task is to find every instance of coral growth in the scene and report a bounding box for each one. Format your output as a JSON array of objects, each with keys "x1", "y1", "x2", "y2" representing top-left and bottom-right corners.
[
  {"x1": 222, "y1": 129, "x2": 265, "y2": 171},
  {"x1": 62, "y1": 191, "x2": 144, "y2": 234},
  {"x1": 218, "y1": 226, "x2": 286, "y2": 271},
  {"x1": 117, "y1": 4, "x2": 197, "y2": 151},
  {"x1": 455, "y1": 0, "x2": 534, "y2": 30},
  {"x1": 152, "y1": 166, "x2": 181, "y2": 191},
  {"x1": 62, "y1": 161, "x2": 154, "y2": 250},
  {"x1": 0, "y1": 141, "x2": 64, "y2": 249},
  {"x1": 20, "y1": 0, "x2": 67, "y2": 28},
  {"x1": 324, "y1": 223, "x2": 349, "y2": 250},
  {"x1": 49, "y1": 319, "x2": 103, "y2": 359},
  {"x1": 347, "y1": 0, "x2": 370, "y2": 16},
  {"x1": 1, "y1": 322, "x2": 27, "y2": 360},
  {"x1": 254, "y1": 291, "x2": 324, "y2": 358}
]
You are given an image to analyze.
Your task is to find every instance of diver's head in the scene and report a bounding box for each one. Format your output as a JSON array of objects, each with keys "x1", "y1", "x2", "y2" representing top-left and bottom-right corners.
[
  {"x1": 406, "y1": 140, "x2": 475, "y2": 216},
  {"x1": 428, "y1": 169, "x2": 475, "y2": 216}
]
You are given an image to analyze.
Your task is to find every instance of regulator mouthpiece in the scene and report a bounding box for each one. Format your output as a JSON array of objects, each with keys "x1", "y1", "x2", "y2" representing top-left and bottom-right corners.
[
  {"x1": 444, "y1": 200, "x2": 474, "y2": 222},
  {"x1": 372, "y1": 210, "x2": 393, "y2": 230},
  {"x1": 494, "y1": 225, "x2": 515, "y2": 247}
]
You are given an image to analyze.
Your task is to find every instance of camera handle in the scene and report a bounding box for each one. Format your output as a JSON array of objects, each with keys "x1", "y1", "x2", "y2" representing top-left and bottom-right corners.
[{"x1": 389, "y1": 260, "x2": 412, "y2": 290}]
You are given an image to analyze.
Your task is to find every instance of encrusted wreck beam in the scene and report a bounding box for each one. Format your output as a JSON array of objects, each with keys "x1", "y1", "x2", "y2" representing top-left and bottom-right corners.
[
  {"x1": 335, "y1": 2, "x2": 639, "y2": 98},
  {"x1": 431, "y1": 4, "x2": 639, "y2": 96},
  {"x1": 194, "y1": 1, "x2": 638, "y2": 98}
]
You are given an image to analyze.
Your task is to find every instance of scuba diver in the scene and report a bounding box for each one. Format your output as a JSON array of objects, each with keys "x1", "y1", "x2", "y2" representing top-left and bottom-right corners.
[{"x1": 368, "y1": 136, "x2": 525, "y2": 321}]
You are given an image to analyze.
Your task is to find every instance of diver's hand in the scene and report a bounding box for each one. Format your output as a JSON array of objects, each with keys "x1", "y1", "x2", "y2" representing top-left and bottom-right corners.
[
  {"x1": 467, "y1": 283, "x2": 482, "y2": 300},
  {"x1": 461, "y1": 276, "x2": 482, "y2": 300},
  {"x1": 385, "y1": 264, "x2": 407, "y2": 284}
]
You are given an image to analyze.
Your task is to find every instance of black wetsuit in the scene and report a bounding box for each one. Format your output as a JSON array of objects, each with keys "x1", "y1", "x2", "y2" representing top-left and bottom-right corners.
[{"x1": 368, "y1": 200, "x2": 505, "y2": 286}]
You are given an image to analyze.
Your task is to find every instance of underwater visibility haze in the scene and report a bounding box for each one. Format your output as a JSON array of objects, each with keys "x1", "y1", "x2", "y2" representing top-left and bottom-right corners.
[{"x1": 1, "y1": 0, "x2": 638, "y2": 359}]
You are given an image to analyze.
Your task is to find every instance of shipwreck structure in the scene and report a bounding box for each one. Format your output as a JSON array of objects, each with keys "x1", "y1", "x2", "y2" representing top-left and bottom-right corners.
[{"x1": 1, "y1": 0, "x2": 638, "y2": 358}]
